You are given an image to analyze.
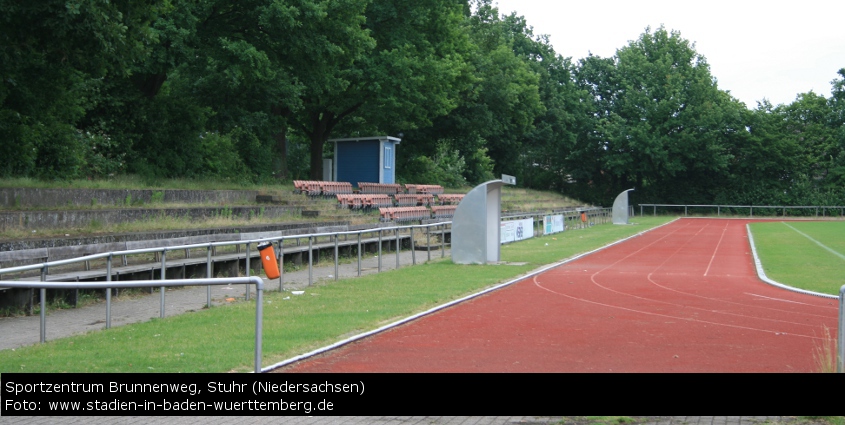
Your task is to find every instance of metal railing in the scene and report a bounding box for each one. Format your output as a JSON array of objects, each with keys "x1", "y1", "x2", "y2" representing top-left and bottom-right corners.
[
  {"x1": 0, "y1": 209, "x2": 612, "y2": 338},
  {"x1": 640, "y1": 204, "x2": 845, "y2": 218},
  {"x1": 0, "y1": 277, "x2": 265, "y2": 373},
  {"x1": 0, "y1": 221, "x2": 454, "y2": 324},
  {"x1": 0, "y1": 211, "x2": 622, "y2": 372}
]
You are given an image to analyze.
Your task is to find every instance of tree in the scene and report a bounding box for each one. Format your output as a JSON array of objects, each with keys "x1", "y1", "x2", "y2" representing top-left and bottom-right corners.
[
  {"x1": 717, "y1": 100, "x2": 800, "y2": 205},
  {"x1": 569, "y1": 26, "x2": 740, "y2": 204},
  {"x1": 504, "y1": 13, "x2": 584, "y2": 190},
  {"x1": 398, "y1": 0, "x2": 543, "y2": 185},
  {"x1": 827, "y1": 69, "x2": 845, "y2": 189},
  {"x1": 179, "y1": 0, "x2": 365, "y2": 181},
  {"x1": 0, "y1": 0, "x2": 163, "y2": 178}
]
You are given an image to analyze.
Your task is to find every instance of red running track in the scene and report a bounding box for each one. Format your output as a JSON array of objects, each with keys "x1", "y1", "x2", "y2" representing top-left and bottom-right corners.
[{"x1": 276, "y1": 218, "x2": 839, "y2": 372}]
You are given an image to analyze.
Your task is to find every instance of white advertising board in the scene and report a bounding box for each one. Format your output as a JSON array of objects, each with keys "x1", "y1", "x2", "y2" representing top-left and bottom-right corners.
[
  {"x1": 543, "y1": 214, "x2": 565, "y2": 235},
  {"x1": 500, "y1": 218, "x2": 534, "y2": 244}
]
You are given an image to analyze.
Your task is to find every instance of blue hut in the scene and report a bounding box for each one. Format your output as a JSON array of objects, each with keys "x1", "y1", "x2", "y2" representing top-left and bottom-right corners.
[{"x1": 329, "y1": 136, "x2": 401, "y2": 185}]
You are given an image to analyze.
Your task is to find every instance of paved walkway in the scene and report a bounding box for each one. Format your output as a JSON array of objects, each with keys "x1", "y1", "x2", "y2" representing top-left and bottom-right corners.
[
  {"x1": 0, "y1": 247, "x2": 449, "y2": 351},
  {"x1": 0, "y1": 416, "x2": 820, "y2": 425}
]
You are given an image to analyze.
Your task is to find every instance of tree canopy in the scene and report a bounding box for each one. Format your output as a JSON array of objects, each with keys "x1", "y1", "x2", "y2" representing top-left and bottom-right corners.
[{"x1": 2, "y1": 1, "x2": 844, "y2": 207}]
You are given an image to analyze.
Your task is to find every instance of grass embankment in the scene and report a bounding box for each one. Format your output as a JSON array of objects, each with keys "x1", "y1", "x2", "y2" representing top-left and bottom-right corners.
[
  {"x1": 749, "y1": 221, "x2": 845, "y2": 296},
  {"x1": 0, "y1": 216, "x2": 673, "y2": 373}
]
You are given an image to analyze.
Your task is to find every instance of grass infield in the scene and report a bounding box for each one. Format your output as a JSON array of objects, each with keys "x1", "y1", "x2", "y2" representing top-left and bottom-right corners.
[
  {"x1": 749, "y1": 220, "x2": 845, "y2": 296},
  {"x1": 0, "y1": 217, "x2": 673, "y2": 373}
]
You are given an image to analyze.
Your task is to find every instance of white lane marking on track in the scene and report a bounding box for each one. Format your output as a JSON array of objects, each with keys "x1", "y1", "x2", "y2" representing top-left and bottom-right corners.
[
  {"x1": 533, "y1": 274, "x2": 826, "y2": 340},
  {"x1": 744, "y1": 292, "x2": 832, "y2": 306},
  {"x1": 640, "y1": 220, "x2": 836, "y2": 316},
  {"x1": 703, "y1": 223, "x2": 728, "y2": 276},
  {"x1": 782, "y1": 222, "x2": 845, "y2": 261},
  {"x1": 552, "y1": 219, "x2": 835, "y2": 328}
]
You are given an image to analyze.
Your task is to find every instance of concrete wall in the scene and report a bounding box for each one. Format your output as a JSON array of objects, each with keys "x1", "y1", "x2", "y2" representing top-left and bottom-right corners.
[
  {"x1": 0, "y1": 206, "x2": 298, "y2": 231},
  {"x1": 0, "y1": 188, "x2": 257, "y2": 209}
]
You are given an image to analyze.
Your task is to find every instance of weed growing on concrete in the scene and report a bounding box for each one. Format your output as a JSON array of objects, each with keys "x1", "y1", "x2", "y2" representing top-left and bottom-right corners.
[{"x1": 151, "y1": 191, "x2": 164, "y2": 204}]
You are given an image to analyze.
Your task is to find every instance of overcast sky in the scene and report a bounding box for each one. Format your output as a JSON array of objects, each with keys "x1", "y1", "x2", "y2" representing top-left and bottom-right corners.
[{"x1": 492, "y1": 0, "x2": 845, "y2": 108}]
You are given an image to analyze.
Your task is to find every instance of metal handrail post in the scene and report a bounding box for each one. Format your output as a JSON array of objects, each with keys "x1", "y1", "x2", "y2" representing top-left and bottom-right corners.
[
  {"x1": 357, "y1": 232, "x2": 362, "y2": 277},
  {"x1": 395, "y1": 228, "x2": 400, "y2": 269},
  {"x1": 106, "y1": 254, "x2": 113, "y2": 329},
  {"x1": 245, "y1": 243, "x2": 251, "y2": 301},
  {"x1": 253, "y1": 276, "x2": 264, "y2": 374},
  {"x1": 334, "y1": 235, "x2": 339, "y2": 281},
  {"x1": 40, "y1": 266, "x2": 47, "y2": 343},
  {"x1": 278, "y1": 240, "x2": 284, "y2": 291},
  {"x1": 378, "y1": 230, "x2": 382, "y2": 272},
  {"x1": 308, "y1": 236, "x2": 313, "y2": 286},
  {"x1": 441, "y1": 224, "x2": 445, "y2": 258},
  {"x1": 411, "y1": 226, "x2": 416, "y2": 265},
  {"x1": 838, "y1": 284, "x2": 844, "y2": 373},
  {"x1": 427, "y1": 225, "x2": 431, "y2": 262},
  {"x1": 160, "y1": 250, "x2": 166, "y2": 318},
  {"x1": 206, "y1": 245, "x2": 212, "y2": 308}
]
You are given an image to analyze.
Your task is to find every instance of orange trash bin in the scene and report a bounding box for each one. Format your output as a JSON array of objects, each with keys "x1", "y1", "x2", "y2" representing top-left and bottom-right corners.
[{"x1": 257, "y1": 242, "x2": 280, "y2": 279}]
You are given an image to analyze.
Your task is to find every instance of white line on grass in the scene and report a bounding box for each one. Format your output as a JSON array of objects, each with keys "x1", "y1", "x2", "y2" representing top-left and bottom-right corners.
[
  {"x1": 781, "y1": 222, "x2": 845, "y2": 261},
  {"x1": 746, "y1": 223, "x2": 838, "y2": 300}
]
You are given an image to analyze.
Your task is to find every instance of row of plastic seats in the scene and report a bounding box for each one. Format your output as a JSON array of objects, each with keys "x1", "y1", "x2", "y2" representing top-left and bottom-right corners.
[
  {"x1": 340, "y1": 193, "x2": 464, "y2": 209},
  {"x1": 320, "y1": 181, "x2": 354, "y2": 196},
  {"x1": 358, "y1": 183, "x2": 403, "y2": 195},
  {"x1": 377, "y1": 205, "x2": 458, "y2": 222},
  {"x1": 336, "y1": 194, "x2": 393, "y2": 209},
  {"x1": 296, "y1": 181, "x2": 446, "y2": 197},
  {"x1": 404, "y1": 184, "x2": 445, "y2": 195},
  {"x1": 395, "y1": 194, "x2": 434, "y2": 207},
  {"x1": 293, "y1": 180, "x2": 354, "y2": 196},
  {"x1": 431, "y1": 205, "x2": 458, "y2": 219},
  {"x1": 378, "y1": 207, "x2": 432, "y2": 222},
  {"x1": 292, "y1": 180, "x2": 322, "y2": 196},
  {"x1": 436, "y1": 194, "x2": 464, "y2": 205}
]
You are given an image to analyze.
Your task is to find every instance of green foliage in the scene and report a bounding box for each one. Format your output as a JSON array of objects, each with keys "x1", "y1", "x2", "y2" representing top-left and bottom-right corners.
[
  {"x1": 569, "y1": 26, "x2": 742, "y2": 204},
  {"x1": 465, "y1": 145, "x2": 496, "y2": 183},
  {"x1": 284, "y1": 136, "x2": 312, "y2": 181},
  {"x1": 146, "y1": 192, "x2": 162, "y2": 206},
  {"x1": 401, "y1": 142, "x2": 468, "y2": 188},
  {"x1": 196, "y1": 132, "x2": 250, "y2": 183},
  {"x1": 80, "y1": 130, "x2": 127, "y2": 178},
  {"x1": 2, "y1": 0, "x2": 844, "y2": 208}
]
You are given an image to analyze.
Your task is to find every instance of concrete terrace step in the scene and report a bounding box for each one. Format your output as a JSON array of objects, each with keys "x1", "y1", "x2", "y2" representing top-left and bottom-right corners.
[{"x1": 0, "y1": 205, "x2": 300, "y2": 231}]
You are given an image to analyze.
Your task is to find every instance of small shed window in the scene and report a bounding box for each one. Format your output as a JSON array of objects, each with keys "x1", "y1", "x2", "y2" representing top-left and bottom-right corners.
[{"x1": 384, "y1": 146, "x2": 393, "y2": 169}]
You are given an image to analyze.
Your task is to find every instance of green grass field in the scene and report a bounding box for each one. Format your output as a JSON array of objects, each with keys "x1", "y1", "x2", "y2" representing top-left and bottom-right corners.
[
  {"x1": 749, "y1": 220, "x2": 845, "y2": 296},
  {"x1": 0, "y1": 217, "x2": 674, "y2": 373}
]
